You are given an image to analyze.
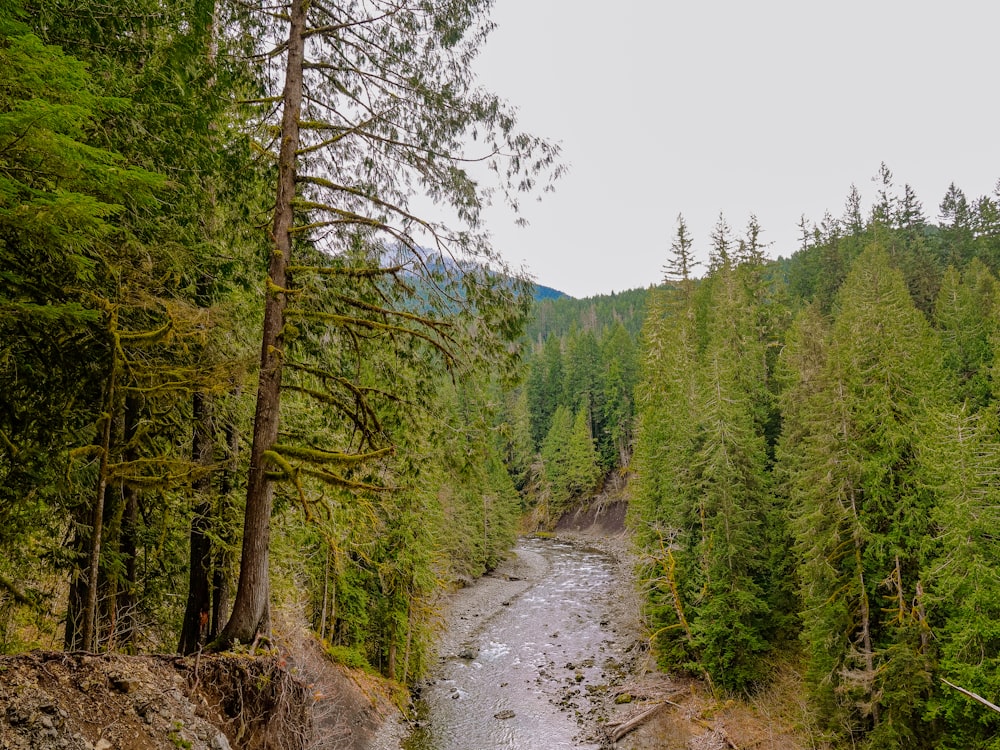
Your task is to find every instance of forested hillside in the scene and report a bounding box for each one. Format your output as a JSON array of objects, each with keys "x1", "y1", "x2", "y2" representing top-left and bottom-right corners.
[
  {"x1": 0, "y1": 0, "x2": 559, "y2": 684},
  {"x1": 501, "y1": 289, "x2": 646, "y2": 524},
  {"x1": 630, "y1": 170, "x2": 1000, "y2": 748}
]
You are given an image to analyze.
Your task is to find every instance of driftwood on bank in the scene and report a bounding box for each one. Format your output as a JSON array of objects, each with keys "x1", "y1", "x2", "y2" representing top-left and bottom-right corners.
[
  {"x1": 604, "y1": 695, "x2": 741, "y2": 749},
  {"x1": 605, "y1": 701, "x2": 670, "y2": 742},
  {"x1": 693, "y1": 719, "x2": 741, "y2": 749}
]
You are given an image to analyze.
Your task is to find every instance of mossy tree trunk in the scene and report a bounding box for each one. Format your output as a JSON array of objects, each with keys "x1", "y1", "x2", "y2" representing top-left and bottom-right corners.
[{"x1": 212, "y1": 0, "x2": 305, "y2": 649}]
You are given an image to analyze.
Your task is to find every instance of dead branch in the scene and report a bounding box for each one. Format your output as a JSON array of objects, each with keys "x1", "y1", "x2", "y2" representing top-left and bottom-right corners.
[{"x1": 942, "y1": 678, "x2": 1000, "y2": 714}]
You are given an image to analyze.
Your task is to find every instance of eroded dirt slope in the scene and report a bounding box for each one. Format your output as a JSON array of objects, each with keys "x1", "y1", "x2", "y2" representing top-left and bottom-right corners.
[{"x1": 0, "y1": 642, "x2": 397, "y2": 750}]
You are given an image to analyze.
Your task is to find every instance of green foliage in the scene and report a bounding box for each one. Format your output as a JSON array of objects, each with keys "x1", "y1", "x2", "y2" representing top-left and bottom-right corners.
[
  {"x1": 526, "y1": 333, "x2": 565, "y2": 448},
  {"x1": 933, "y1": 260, "x2": 997, "y2": 409},
  {"x1": 519, "y1": 295, "x2": 641, "y2": 507},
  {"x1": 0, "y1": 0, "x2": 537, "y2": 676},
  {"x1": 918, "y1": 406, "x2": 1000, "y2": 749},
  {"x1": 527, "y1": 287, "x2": 649, "y2": 342},
  {"x1": 10, "y1": 12, "x2": 1000, "y2": 743},
  {"x1": 631, "y1": 242, "x2": 784, "y2": 694},
  {"x1": 780, "y1": 246, "x2": 944, "y2": 744},
  {"x1": 540, "y1": 405, "x2": 600, "y2": 513},
  {"x1": 629, "y1": 175, "x2": 1000, "y2": 738},
  {"x1": 323, "y1": 644, "x2": 375, "y2": 673}
]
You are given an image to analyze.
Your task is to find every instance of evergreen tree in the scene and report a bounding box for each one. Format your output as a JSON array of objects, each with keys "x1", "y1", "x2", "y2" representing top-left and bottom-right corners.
[
  {"x1": 919, "y1": 406, "x2": 1000, "y2": 749},
  {"x1": 663, "y1": 213, "x2": 697, "y2": 286},
  {"x1": 688, "y1": 264, "x2": 773, "y2": 693},
  {"x1": 501, "y1": 387, "x2": 536, "y2": 491},
  {"x1": 708, "y1": 212, "x2": 734, "y2": 271},
  {"x1": 562, "y1": 328, "x2": 603, "y2": 451},
  {"x1": 933, "y1": 261, "x2": 997, "y2": 410},
  {"x1": 630, "y1": 281, "x2": 708, "y2": 677},
  {"x1": 540, "y1": 405, "x2": 599, "y2": 513},
  {"x1": 526, "y1": 333, "x2": 565, "y2": 448},
  {"x1": 782, "y1": 245, "x2": 944, "y2": 747},
  {"x1": 938, "y1": 182, "x2": 974, "y2": 266},
  {"x1": 216, "y1": 0, "x2": 558, "y2": 649},
  {"x1": 599, "y1": 322, "x2": 638, "y2": 470}
]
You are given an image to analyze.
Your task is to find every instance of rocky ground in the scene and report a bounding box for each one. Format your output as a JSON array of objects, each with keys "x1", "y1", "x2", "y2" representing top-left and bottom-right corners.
[
  {"x1": 554, "y1": 498, "x2": 814, "y2": 750},
  {"x1": 0, "y1": 651, "x2": 293, "y2": 750}
]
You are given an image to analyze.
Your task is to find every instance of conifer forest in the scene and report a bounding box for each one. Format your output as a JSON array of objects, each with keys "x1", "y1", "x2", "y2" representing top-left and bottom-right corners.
[{"x1": 3, "y1": 1, "x2": 1000, "y2": 748}]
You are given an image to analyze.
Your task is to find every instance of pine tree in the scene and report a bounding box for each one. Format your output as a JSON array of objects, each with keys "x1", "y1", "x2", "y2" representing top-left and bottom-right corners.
[
  {"x1": 502, "y1": 387, "x2": 536, "y2": 491},
  {"x1": 782, "y1": 245, "x2": 944, "y2": 747},
  {"x1": 918, "y1": 406, "x2": 1000, "y2": 748},
  {"x1": 540, "y1": 405, "x2": 599, "y2": 513},
  {"x1": 663, "y1": 213, "x2": 697, "y2": 287},
  {"x1": 631, "y1": 256, "x2": 703, "y2": 665},
  {"x1": 599, "y1": 322, "x2": 637, "y2": 470},
  {"x1": 688, "y1": 264, "x2": 773, "y2": 693},
  {"x1": 938, "y1": 182, "x2": 974, "y2": 266},
  {"x1": 526, "y1": 333, "x2": 565, "y2": 448},
  {"x1": 215, "y1": 0, "x2": 558, "y2": 649},
  {"x1": 933, "y1": 261, "x2": 997, "y2": 410},
  {"x1": 708, "y1": 212, "x2": 734, "y2": 271}
]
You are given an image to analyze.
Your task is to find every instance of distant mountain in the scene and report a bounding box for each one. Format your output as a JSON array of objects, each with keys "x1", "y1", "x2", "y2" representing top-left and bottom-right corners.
[
  {"x1": 388, "y1": 245, "x2": 569, "y2": 301},
  {"x1": 533, "y1": 283, "x2": 570, "y2": 301}
]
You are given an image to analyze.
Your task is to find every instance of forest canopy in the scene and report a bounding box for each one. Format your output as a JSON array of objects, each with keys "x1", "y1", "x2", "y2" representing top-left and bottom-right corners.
[{"x1": 629, "y1": 169, "x2": 1000, "y2": 748}]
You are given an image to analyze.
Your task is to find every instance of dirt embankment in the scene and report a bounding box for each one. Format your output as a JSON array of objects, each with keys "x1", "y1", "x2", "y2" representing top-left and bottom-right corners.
[
  {"x1": 0, "y1": 651, "x2": 296, "y2": 750},
  {"x1": 0, "y1": 636, "x2": 397, "y2": 750}
]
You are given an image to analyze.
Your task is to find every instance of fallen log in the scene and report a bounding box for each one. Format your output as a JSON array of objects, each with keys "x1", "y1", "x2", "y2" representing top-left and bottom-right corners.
[{"x1": 605, "y1": 701, "x2": 670, "y2": 743}]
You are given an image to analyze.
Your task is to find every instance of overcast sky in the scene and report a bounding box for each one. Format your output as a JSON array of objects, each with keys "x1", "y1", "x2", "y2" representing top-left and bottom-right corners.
[{"x1": 467, "y1": 0, "x2": 1000, "y2": 298}]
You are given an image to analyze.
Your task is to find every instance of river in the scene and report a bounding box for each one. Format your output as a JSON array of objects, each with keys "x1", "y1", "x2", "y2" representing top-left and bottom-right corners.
[{"x1": 399, "y1": 536, "x2": 636, "y2": 750}]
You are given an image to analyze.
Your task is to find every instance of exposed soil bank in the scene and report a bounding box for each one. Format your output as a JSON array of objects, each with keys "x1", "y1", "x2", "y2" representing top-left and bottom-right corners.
[
  {"x1": 0, "y1": 651, "x2": 305, "y2": 750},
  {"x1": 0, "y1": 636, "x2": 397, "y2": 750}
]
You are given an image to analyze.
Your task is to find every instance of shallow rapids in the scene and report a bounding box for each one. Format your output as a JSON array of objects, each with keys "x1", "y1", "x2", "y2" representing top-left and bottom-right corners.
[{"x1": 403, "y1": 537, "x2": 627, "y2": 750}]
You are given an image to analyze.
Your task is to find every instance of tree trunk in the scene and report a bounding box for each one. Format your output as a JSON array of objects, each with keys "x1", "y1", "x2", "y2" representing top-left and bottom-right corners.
[
  {"x1": 117, "y1": 392, "x2": 140, "y2": 652},
  {"x1": 63, "y1": 527, "x2": 87, "y2": 650},
  {"x1": 213, "y1": 0, "x2": 305, "y2": 649},
  {"x1": 179, "y1": 390, "x2": 216, "y2": 653},
  {"x1": 81, "y1": 319, "x2": 119, "y2": 652},
  {"x1": 120, "y1": 482, "x2": 138, "y2": 651},
  {"x1": 319, "y1": 545, "x2": 330, "y2": 640},
  {"x1": 210, "y1": 397, "x2": 240, "y2": 638},
  {"x1": 81, "y1": 403, "x2": 111, "y2": 652}
]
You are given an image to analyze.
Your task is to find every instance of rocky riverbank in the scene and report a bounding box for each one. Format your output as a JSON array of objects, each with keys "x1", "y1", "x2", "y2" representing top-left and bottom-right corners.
[{"x1": 373, "y1": 497, "x2": 815, "y2": 750}]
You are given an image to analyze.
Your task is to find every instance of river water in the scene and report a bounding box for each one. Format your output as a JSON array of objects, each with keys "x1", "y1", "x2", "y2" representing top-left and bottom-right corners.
[{"x1": 402, "y1": 537, "x2": 626, "y2": 750}]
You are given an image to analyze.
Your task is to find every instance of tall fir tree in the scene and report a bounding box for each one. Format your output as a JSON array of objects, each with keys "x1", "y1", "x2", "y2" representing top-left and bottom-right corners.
[{"x1": 780, "y1": 245, "x2": 945, "y2": 747}]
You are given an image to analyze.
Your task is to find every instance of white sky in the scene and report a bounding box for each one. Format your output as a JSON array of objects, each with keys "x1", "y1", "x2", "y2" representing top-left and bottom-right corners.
[{"x1": 468, "y1": 0, "x2": 1000, "y2": 298}]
